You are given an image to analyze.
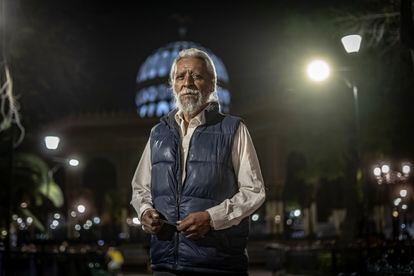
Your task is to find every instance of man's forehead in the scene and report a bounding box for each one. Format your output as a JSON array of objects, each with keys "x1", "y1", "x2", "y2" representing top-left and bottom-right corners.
[{"x1": 175, "y1": 57, "x2": 207, "y2": 72}]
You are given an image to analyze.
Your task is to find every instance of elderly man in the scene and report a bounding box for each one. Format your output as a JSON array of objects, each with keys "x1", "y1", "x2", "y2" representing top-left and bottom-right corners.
[{"x1": 131, "y1": 48, "x2": 265, "y2": 275}]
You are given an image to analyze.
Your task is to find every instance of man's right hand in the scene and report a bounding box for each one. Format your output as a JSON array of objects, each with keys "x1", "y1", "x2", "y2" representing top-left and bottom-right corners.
[{"x1": 141, "y1": 208, "x2": 163, "y2": 234}]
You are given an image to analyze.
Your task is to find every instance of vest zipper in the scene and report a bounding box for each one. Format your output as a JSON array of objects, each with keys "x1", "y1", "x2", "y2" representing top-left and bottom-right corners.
[
  {"x1": 174, "y1": 121, "x2": 202, "y2": 269},
  {"x1": 174, "y1": 124, "x2": 181, "y2": 269}
]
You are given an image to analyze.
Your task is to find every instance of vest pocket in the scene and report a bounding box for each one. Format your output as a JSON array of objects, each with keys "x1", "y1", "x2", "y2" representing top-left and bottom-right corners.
[{"x1": 150, "y1": 235, "x2": 175, "y2": 264}]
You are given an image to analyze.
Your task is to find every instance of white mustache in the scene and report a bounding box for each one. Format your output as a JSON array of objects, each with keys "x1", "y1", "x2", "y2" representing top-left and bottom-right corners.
[{"x1": 180, "y1": 89, "x2": 200, "y2": 96}]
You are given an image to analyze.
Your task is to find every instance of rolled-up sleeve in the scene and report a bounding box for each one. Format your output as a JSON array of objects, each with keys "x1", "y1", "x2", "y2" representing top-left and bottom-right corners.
[
  {"x1": 206, "y1": 122, "x2": 266, "y2": 230},
  {"x1": 130, "y1": 139, "x2": 154, "y2": 220}
]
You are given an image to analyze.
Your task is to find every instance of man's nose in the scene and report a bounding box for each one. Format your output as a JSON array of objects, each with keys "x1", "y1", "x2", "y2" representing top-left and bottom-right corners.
[{"x1": 183, "y1": 74, "x2": 194, "y2": 86}]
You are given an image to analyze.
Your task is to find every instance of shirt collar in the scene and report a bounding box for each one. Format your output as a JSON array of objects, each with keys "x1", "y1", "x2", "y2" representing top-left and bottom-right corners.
[{"x1": 174, "y1": 105, "x2": 207, "y2": 126}]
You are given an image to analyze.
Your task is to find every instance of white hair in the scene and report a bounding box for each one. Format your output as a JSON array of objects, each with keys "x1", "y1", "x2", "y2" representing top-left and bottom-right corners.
[{"x1": 169, "y1": 48, "x2": 217, "y2": 93}]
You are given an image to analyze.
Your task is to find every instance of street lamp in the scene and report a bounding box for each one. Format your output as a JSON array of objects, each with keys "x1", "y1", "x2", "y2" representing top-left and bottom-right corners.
[
  {"x1": 341, "y1": 33, "x2": 362, "y2": 148},
  {"x1": 44, "y1": 136, "x2": 61, "y2": 206},
  {"x1": 306, "y1": 59, "x2": 331, "y2": 82},
  {"x1": 341, "y1": 34, "x2": 362, "y2": 54},
  {"x1": 69, "y1": 159, "x2": 79, "y2": 167},
  {"x1": 402, "y1": 164, "x2": 411, "y2": 175},
  {"x1": 43, "y1": 135, "x2": 80, "y2": 193},
  {"x1": 306, "y1": 40, "x2": 361, "y2": 120},
  {"x1": 372, "y1": 162, "x2": 412, "y2": 239},
  {"x1": 305, "y1": 34, "x2": 363, "y2": 238},
  {"x1": 43, "y1": 136, "x2": 81, "y2": 240},
  {"x1": 340, "y1": 34, "x2": 363, "y2": 156},
  {"x1": 44, "y1": 136, "x2": 60, "y2": 150},
  {"x1": 77, "y1": 204, "x2": 86, "y2": 214},
  {"x1": 373, "y1": 163, "x2": 411, "y2": 185}
]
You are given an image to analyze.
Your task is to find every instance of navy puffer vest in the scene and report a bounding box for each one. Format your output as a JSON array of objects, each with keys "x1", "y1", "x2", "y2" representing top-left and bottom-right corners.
[{"x1": 149, "y1": 103, "x2": 249, "y2": 273}]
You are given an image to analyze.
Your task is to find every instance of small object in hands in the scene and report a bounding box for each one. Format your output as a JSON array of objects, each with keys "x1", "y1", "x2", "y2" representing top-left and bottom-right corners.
[{"x1": 159, "y1": 219, "x2": 178, "y2": 226}]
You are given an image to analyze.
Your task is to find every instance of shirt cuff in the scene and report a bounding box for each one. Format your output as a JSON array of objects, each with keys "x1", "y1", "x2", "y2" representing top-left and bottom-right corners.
[
  {"x1": 206, "y1": 206, "x2": 230, "y2": 230},
  {"x1": 130, "y1": 199, "x2": 153, "y2": 221},
  {"x1": 206, "y1": 209, "x2": 217, "y2": 230}
]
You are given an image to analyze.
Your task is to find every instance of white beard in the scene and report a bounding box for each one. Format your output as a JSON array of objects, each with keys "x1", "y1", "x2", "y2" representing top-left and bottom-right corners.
[{"x1": 174, "y1": 88, "x2": 208, "y2": 116}]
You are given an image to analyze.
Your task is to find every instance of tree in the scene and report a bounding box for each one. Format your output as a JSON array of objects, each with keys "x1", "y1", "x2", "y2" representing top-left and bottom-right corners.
[{"x1": 2, "y1": 153, "x2": 64, "y2": 236}]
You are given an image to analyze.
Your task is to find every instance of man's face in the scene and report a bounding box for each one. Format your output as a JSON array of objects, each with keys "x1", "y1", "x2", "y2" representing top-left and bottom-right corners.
[{"x1": 172, "y1": 57, "x2": 213, "y2": 115}]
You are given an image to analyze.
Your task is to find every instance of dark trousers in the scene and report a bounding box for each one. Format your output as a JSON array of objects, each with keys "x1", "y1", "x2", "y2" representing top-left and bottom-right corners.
[{"x1": 153, "y1": 270, "x2": 248, "y2": 276}]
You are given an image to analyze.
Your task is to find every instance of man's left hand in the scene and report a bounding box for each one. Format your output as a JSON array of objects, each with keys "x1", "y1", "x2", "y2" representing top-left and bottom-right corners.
[{"x1": 177, "y1": 211, "x2": 211, "y2": 240}]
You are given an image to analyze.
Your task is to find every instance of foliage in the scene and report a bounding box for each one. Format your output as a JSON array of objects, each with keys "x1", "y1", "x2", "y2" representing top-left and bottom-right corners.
[{"x1": 12, "y1": 152, "x2": 64, "y2": 231}]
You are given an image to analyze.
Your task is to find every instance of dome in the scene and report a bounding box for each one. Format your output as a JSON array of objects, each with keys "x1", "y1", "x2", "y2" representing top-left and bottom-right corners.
[{"x1": 135, "y1": 41, "x2": 231, "y2": 118}]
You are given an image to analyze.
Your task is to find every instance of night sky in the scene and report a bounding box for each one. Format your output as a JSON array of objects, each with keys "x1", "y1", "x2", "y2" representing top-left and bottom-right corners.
[{"x1": 5, "y1": 1, "x2": 351, "y2": 122}]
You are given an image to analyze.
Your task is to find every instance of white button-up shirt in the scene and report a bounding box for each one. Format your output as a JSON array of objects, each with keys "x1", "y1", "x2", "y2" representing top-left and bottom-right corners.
[{"x1": 131, "y1": 107, "x2": 266, "y2": 230}]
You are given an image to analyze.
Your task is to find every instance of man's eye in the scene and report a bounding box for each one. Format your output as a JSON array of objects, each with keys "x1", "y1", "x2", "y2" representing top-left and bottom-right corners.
[
  {"x1": 176, "y1": 75, "x2": 184, "y2": 80},
  {"x1": 192, "y1": 74, "x2": 202, "y2": 80}
]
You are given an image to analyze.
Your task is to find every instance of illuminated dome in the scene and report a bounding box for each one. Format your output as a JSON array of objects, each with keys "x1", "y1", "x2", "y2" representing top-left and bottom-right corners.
[{"x1": 135, "y1": 41, "x2": 231, "y2": 118}]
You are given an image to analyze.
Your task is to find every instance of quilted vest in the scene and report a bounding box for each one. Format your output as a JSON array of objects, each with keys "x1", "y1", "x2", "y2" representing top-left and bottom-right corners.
[{"x1": 149, "y1": 103, "x2": 249, "y2": 273}]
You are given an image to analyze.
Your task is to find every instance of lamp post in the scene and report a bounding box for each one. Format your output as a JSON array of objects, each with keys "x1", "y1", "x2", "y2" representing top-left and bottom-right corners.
[
  {"x1": 305, "y1": 34, "x2": 362, "y2": 238},
  {"x1": 306, "y1": 33, "x2": 362, "y2": 129},
  {"x1": 44, "y1": 135, "x2": 60, "y2": 200},
  {"x1": 44, "y1": 159, "x2": 79, "y2": 239},
  {"x1": 340, "y1": 34, "x2": 362, "y2": 163},
  {"x1": 307, "y1": 33, "x2": 362, "y2": 157},
  {"x1": 43, "y1": 135, "x2": 80, "y2": 239},
  {"x1": 43, "y1": 135, "x2": 79, "y2": 195},
  {"x1": 44, "y1": 135, "x2": 62, "y2": 235}
]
